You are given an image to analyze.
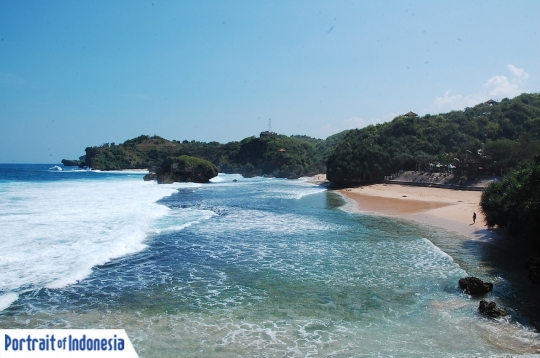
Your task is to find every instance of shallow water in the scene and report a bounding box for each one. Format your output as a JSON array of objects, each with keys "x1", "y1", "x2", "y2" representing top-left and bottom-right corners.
[{"x1": 1, "y1": 164, "x2": 539, "y2": 356}]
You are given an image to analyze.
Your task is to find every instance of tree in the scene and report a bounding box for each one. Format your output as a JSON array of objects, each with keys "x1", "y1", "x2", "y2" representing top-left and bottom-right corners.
[{"x1": 480, "y1": 156, "x2": 540, "y2": 245}]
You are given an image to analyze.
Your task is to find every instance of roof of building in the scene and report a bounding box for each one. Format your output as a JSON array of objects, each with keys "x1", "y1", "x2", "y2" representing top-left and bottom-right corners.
[{"x1": 404, "y1": 111, "x2": 418, "y2": 117}]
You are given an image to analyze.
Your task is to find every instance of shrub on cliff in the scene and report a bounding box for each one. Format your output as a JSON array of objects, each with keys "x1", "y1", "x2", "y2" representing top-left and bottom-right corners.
[
  {"x1": 480, "y1": 156, "x2": 540, "y2": 244},
  {"x1": 154, "y1": 155, "x2": 218, "y2": 183}
]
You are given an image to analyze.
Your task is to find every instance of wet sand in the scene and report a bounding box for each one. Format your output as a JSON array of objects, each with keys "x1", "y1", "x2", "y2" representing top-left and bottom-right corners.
[{"x1": 338, "y1": 184, "x2": 522, "y2": 252}]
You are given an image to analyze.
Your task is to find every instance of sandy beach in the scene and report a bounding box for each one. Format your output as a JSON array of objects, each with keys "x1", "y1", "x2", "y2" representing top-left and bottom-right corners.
[
  {"x1": 306, "y1": 173, "x2": 328, "y2": 185},
  {"x1": 338, "y1": 182, "x2": 540, "y2": 328},
  {"x1": 338, "y1": 183, "x2": 518, "y2": 250},
  {"x1": 306, "y1": 175, "x2": 528, "y2": 255}
]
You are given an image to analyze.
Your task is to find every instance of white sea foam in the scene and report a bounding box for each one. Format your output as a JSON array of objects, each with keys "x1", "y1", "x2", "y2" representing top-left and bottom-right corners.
[
  {"x1": 209, "y1": 173, "x2": 243, "y2": 183},
  {"x1": 151, "y1": 209, "x2": 217, "y2": 234},
  {"x1": 92, "y1": 169, "x2": 149, "y2": 174},
  {"x1": 0, "y1": 176, "x2": 180, "y2": 303},
  {"x1": 411, "y1": 238, "x2": 467, "y2": 278},
  {"x1": 196, "y1": 209, "x2": 339, "y2": 235},
  {"x1": 210, "y1": 174, "x2": 326, "y2": 199},
  {"x1": 257, "y1": 183, "x2": 326, "y2": 200},
  {"x1": 0, "y1": 292, "x2": 18, "y2": 311}
]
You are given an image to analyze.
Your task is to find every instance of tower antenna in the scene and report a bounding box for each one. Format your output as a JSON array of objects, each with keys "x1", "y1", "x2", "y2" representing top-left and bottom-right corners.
[{"x1": 268, "y1": 118, "x2": 272, "y2": 132}]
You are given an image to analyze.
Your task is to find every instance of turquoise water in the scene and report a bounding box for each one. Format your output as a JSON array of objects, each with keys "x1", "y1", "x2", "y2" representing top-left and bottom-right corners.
[{"x1": 0, "y1": 164, "x2": 539, "y2": 356}]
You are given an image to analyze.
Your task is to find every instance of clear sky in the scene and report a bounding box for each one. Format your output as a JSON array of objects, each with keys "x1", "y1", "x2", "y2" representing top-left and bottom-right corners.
[{"x1": 1, "y1": 0, "x2": 538, "y2": 163}]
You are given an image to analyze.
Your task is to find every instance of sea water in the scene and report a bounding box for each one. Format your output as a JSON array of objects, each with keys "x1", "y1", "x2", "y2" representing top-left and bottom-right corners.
[{"x1": 1, "y1": 164, "x2": 539, "y2": 357}]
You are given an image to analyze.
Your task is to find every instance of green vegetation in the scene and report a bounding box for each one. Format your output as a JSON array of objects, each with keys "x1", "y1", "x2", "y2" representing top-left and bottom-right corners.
[
  {"x1": 82, "y1": 93, "x2": 539, "y2": 182},
  {"x1": 84, "y1": 132, "x2": 349, "y2": 178},
  {"x1": 162, "y1": 155, "x2": 218, "y2": 175},
  {"x1": 326, "y1": 93, "x2": 540, "y2": 185},
  {"x1": 480, "y1": 157, "x2": 540, "y2": 244},
  {"x1": 155, "y1": 155, "x2": 219, "y2": 183},
  {"x1": 167, "y1": 155, "x2": 214, "y2": 166}
]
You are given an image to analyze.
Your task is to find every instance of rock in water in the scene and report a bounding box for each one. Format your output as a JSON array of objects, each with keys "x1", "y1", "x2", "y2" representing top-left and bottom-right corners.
[
  {"x1": 478, "y1": 300, "x2": 508, "y2": 318},
  {"x1": 153, "y1": 155, "x2": 218, "y2": 184},
  {"x1": 61, "y1": 159, "x2": 80, "y2": 167},
  {"x1": 525, "y1": 257, "x2": 540, "y2": 285},
  {"x1": 458, "y1": 277, "x2": 493, "y2": 295}
]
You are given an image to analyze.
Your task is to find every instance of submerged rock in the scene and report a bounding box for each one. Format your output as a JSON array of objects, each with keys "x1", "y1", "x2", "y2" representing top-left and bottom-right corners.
[
  {"x1": 458, "y1": 277, "x2": 493, "y2": 295},
  {"x1": 478, "y1": 300, "x2": 508, "y2": 318}
]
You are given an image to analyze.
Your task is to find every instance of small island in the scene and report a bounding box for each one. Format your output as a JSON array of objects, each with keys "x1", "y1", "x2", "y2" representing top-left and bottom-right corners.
[{"x1": 144, "y1": 155, "x2": 218, "y2": 184}]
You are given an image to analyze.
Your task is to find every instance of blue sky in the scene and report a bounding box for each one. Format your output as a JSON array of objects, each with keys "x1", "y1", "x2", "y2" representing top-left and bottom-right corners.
[{"x1": 1, "y1": 1, "x2": 538, "y2": 163}]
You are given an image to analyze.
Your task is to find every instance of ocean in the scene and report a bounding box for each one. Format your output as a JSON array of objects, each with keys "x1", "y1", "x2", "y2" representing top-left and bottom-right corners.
[{"x1": 0, "y1": 163, "x2": 539, "y2": 357}]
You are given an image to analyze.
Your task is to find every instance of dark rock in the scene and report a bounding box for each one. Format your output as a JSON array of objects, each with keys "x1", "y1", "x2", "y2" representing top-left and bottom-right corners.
[
  {"x1": 61, "y1": 159, "x2": 80, "y2": 167},
  {"x1": 478, "y1": 300, "x2": 508, "y2": 318},
  {"x1": 241, "y1": 168, "x2": 263, "y2": 178},
  {"x1": 525, "y1": 257, "x2": 540, "y2": 285},
  {"x1": 143, "y1": 173, "x2": 157, "y2": 181},
  {"x1": 154, "y1": 155, "x2": 218, "y2": 184},
  {"x1": 459, "y1": 277, "x2": 493, "y2": 295},
  {"x1": 233, "y1": 179, "x2": 237, "y2": 182}
]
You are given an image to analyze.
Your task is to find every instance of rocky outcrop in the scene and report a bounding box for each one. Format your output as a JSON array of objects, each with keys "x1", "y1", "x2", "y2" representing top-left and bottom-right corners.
[
  {"x1": 240, "y1": 167, "x2": 263, "y2": 178},
  {"x1": 459, "y1": 277, "x2": 493, "y2": 295},
  {"x1": 61, "y1": 159, "x2": 82, "y2": 167},
  {"x1": 526, "y1": 257, "x2": 540, "y2": 285},
  {"x1": 147, "y1": 155, "x2": 218, "y2": 184},
  {"x1": 143, "y1": 173, "x2": 157, "y2": 181},
  {"x1": 478, "y1": 300, "x2": 508, "y2": 318}
]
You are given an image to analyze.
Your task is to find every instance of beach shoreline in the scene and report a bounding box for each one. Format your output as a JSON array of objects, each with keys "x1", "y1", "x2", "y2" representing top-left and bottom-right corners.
[
  {"x1": 304, "y1": 173, "x2": 328, "y2": 185},
  {"x1": 304, "y1": 176, "x2": 524, "y2": 254},
  {"x1": 338, "y1": 183, "x2": 540, "y2": 331},
  {"x1": 336, "y1": 183, "x2": 527, "y2": 253}
]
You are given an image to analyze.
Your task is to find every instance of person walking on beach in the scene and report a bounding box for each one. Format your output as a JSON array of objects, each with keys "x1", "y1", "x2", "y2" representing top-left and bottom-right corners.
[{"x1": 472, "y1": 212, "x2": 477, "y2": 224}]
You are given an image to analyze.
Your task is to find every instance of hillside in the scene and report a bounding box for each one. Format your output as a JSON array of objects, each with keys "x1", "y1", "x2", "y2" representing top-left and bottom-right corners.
[
  {"x1": 326, "y1": 93, "x2": 540, "y2": 185},
  {"x1": 70, "y1": 93, "x2": 540, "y2": 182},
  {"x1": 79, "y1": 131, "x2": 349, "y2": 179}
]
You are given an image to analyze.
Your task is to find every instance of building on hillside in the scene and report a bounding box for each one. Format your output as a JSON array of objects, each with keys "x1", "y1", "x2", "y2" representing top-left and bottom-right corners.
[
  {"x1": 260, "y1": 131, "x2": 277, "y2": 138},
  {"x1": 404, "y1": 111, "x2": 418, "y2": 117}
]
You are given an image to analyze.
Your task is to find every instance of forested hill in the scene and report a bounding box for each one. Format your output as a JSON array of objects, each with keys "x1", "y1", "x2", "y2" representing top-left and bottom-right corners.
[
  {"x1": 326, "y1": 93, "x2": 540, "y2": 185},
  {"x1": 81, "y1": 131, "x2": 349, "y2": 179},
  {"x1": 73, "y1": 93, "x2": 539, "y2": 181}
]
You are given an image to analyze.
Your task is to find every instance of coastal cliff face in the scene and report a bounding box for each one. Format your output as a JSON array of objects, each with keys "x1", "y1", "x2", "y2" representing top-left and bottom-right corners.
[{"x1": 145, "y1": 155, "x2": 218, "y2": 184}]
